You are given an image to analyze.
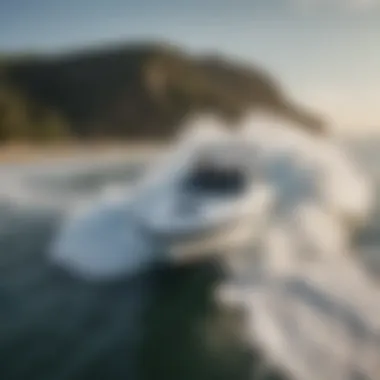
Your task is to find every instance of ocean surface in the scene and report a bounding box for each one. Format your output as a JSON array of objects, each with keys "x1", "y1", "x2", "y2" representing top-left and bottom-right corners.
[{"x1": 0, "y1": 132, "x2": 379, "y2": 380}]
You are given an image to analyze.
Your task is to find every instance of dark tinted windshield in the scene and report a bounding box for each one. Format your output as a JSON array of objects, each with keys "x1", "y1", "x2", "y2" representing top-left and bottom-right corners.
[{"x1": 183, "y1": 160, "x2": 246, "y2": 195}]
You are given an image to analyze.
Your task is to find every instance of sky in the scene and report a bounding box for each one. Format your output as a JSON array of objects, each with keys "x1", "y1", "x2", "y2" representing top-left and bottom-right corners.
[{"x1": 0, "y1": 0, "x2": 379, "y2": 134}]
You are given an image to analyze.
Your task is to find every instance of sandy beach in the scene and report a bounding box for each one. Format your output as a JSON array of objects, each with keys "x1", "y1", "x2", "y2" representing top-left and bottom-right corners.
[{"x1": 0, "y1": 143, "x2": 166, "y2": 164}]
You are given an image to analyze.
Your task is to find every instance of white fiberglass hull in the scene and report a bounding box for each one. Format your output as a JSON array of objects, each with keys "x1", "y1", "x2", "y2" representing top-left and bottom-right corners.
[
  {"x1": 144, "y1": 185, "x2": 274, "y2": 263},
  {"x1": 49, "y1": 128, "x2": 273, "y2": 280}
]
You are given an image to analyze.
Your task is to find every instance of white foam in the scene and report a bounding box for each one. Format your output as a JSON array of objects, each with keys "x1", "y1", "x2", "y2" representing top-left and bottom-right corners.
[
  {"x1": 0, "y1": 154, "x2": 152, "y2": 211},
  {"x1": 37, "y1": 112, "x2": 379, "y2": 379},
  {"x1": 211, "y1": 114, "x2": 380, "y2": 380}
]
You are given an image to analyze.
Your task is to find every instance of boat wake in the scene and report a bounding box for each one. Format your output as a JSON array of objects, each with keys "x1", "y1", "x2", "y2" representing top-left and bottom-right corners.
[
  {"x1": 1, "y1": 114, "x2": 380, "y2": 380},
  {"x1": 199, "y1": 116, "x2": 380, "y2": 380}
]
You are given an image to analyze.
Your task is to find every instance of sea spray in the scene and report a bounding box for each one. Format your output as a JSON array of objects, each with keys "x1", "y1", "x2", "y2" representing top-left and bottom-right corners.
[{"x1": 212, "y1": 114, "x2": 379, "y2": 380}]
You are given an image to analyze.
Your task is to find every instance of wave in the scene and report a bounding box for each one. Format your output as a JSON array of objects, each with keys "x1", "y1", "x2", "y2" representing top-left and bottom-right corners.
[
  {"x1": 193, "y1": 114, "x2": 380, "y2": 380},
  {"x1": 0, "y1": 153, "x2": 150, "y2": 212}
]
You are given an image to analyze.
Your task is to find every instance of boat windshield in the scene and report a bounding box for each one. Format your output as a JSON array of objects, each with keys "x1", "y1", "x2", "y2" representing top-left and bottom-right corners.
[{"x1": 182, "y1": 158, "x2": 247, "y2": 196}]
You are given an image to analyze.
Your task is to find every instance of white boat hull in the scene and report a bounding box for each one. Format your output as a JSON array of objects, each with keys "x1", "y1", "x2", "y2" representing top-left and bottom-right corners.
[{"x1": 159, "y1": 186, "x2": 274, "y2": 263}]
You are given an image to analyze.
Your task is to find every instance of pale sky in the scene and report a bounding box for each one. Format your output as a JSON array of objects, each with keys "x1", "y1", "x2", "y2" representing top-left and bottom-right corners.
[{"x1": 0, "y1": 0, "x2": 379, "y2": 134}]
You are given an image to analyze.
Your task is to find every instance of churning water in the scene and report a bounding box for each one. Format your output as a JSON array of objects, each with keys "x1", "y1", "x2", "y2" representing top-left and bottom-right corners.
[{"x1": 0, "y1": 115, "x2": 379, "y2": 380}]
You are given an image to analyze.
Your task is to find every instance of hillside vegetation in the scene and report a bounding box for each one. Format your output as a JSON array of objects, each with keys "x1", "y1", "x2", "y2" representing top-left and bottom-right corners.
[{"x1": 0, "y1": 41, "x2": 326, "y2": 143}]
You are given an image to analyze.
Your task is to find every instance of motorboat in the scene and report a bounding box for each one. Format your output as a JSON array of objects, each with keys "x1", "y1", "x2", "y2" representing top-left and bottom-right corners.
[{"x1": 49, "y1": 129, "x2": 273, "y2": 280}]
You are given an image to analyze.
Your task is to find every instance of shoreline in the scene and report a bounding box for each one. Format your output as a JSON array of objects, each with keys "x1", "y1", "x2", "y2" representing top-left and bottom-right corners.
[{"x1": 0, "y1": 142, "x2": 166, "y2": 164}]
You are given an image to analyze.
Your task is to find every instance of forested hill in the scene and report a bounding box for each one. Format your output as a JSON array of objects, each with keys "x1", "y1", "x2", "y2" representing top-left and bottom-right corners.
[{"x1": 0, "y1": 41, "x2": 326, "y2": 143}]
